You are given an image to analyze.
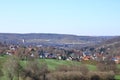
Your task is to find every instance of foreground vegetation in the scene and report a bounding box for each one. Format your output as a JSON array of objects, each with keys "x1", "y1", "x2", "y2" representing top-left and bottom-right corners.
[{"x1": 0, "y1": 55, "x2": 120, "y2": 80}]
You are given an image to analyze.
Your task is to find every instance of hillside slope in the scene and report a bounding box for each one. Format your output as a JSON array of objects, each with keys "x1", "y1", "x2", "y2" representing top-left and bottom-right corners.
[{"x1": 0, "y1": 33, "x2": 114, "y2": 48}]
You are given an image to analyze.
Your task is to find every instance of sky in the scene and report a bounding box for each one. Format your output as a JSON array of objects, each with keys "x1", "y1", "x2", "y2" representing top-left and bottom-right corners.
[{"x1": 0, "y1": 0, "x2": 120, "y2": 36}]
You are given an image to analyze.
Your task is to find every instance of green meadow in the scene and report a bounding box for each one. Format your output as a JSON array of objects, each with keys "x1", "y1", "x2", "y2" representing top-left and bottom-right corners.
[{"x1": 0, "y1": 56, "x2": 120, "y2": 80}]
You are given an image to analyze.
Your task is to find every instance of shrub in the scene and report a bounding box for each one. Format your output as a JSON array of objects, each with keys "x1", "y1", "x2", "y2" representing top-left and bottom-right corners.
[
  {"x1": 90, "y1": 75, "x2": 100, "y2": 80},
  {"x1": 56, "y1": 64, "x2": 89, "y2": 75},
  {"x1": 47, "y1": 71, "x2": 86, "y2": 80},
  {"x1": 20, "y1": 59, "x2": 49, "y2": 80},
  {"x1": 79, "y1": 64, "x2": 89, "y2": 75},
  {"x1": 87, "y1": 71, "x2": 115, "y2": 80},
  {"x1": 0, "y1": 69, "x2": 3, "y2": 78},
  {"x1": 3, "y1": 56, "x2": 22, "y2": 80},
  {"x1": 56, "y1": 65, "x2": 70, "y2": 72},
  {"x1": 97, "y1": 62, "x2": 118, "y2": 74}
]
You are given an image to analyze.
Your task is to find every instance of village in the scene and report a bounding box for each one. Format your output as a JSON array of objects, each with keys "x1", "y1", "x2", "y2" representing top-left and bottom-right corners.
[{"x1": 2, "y1": 44, "x2": 120, "y2": 64}]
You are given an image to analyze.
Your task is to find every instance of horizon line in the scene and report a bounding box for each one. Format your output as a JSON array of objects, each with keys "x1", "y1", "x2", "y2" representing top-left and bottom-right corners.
[{"x1": 0, "y1": 32, "x2": 119, "y2": 37}]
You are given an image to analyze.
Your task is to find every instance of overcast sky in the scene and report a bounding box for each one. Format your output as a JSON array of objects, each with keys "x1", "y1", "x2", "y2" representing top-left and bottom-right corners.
[{"x1": 0, "y1": 0, "x2": 120, "y2": 36}]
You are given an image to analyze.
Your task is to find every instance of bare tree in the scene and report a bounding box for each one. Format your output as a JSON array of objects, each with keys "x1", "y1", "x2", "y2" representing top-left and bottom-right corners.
[
  {"x1": 3, "y1": 56, "x2": 22, "y2": 80},
  {"x1": 21, "y1": 59, "x2": 49, "y2": 80}
]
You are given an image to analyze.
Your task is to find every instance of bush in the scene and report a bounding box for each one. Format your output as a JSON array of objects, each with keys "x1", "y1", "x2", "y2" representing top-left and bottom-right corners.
[
  {"x1": 20, "y1": 59, "x2": 49, "y2": 80},
  {"x1": 56, "y1": 65, "x2": 70, "y2": 72},
  {"x1": 79, "y1": 64, "x2": 89, "y2": 75},
  {"x1": 49, "y1": 64, "x2": 90, "y2": 80},
  {"x1": 87, "y1": 71, "x2": 115, "y2": 80},
  {"x1": 56, "y1": 64, "x2": 89, "y2": 75},
  {"x1": 0, "y1": 69, "x2": 3, "y2": 79},
  {"x1": 97, "y1": 62, "x2": 118, "y2": 74},
  {"x1": 47, "y1": 71, "x2": 115, "y2": 80},
  {"x1": 3, "y1": 56, "x2": 22, "y2": 80},
  {"x1": 47, "y1": 71, "x2": 86, "y2": 80},
  {"x1": 90, "y1": 75, "x2": 100, "y2": 80}
]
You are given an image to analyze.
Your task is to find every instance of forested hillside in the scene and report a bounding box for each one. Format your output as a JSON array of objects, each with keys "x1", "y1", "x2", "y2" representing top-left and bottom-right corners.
[{"x1": 0, "y1": 33, "x2": 114, "y2": 48}]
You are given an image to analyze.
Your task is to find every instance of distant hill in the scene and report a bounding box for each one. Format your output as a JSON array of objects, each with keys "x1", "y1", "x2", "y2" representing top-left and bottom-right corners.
[
  {"x1": 0, "y1": 33, "x2": 114, "y2": 48},
  {"x1": 100, "y1": 36, "x2": 120, "y2": 47},
  {"x1": 97, "y1": 36, "x2": 120, "y2": 55},
  {"x1": 103, "y1": 36, "x2": 120, "y2": 48},
  {"x1": 104, "y1": 36, "x2": 120, "y2": 44}
]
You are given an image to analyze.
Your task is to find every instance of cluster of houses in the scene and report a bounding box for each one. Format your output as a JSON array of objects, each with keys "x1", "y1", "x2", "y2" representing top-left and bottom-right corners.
[{"x1": 3, "y1": 44, "x2": 120, "y2": 64}]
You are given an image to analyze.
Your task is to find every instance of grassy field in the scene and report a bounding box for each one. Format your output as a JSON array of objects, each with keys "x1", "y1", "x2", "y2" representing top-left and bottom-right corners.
[
  {"x1": 20, "y1": 59, "x2": 120, "y2": 80},
  {"x1": 115, "y1": 75, "x2": 120, "y2": 79},
  {"x1": 42, "y1": 59, "x2": 81, "y2": 70},
  {"x1": 20, "y1": 59, "x2": 97, "y2": 70},
  {"x1": 20, "y1": 59, "x2": 82, "y2": 70},
  {"x1": 117, "y1": 64, "x2": 120, "y2": 69},
  {"x1": 0, "y1": 56, "x2": 120, "y2": 80}
]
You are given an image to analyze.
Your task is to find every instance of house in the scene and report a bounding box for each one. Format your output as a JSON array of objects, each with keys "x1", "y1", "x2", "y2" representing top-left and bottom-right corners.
[
  {"x1": 39, "y1": 52, "x2": 49, "y2": 58},
  {"x1": 67, "y1": 57, "x2": 72, "y2": 61},
  {"x1": 82, "y1": 56, "x2": 91, "y2": 60},
  {"x1": 112, "y1": 56, "x2": 120, "y2": 64},
  {"x1": 81, "y1": 51, "x2": 92, "y2": 60},
  {"x1": 31, "y1": 53, "x2": 34, "y2": 57},
  {"x1": 9, "y1": 45, "x2": 16, "y2": 51},
  {"x1": 6, "y1": 50, "x2": 16, "y2": 55},
  {"x1": 39, "y1": 53, "x2": 57, "y2": 59},
  {"x1": 58, "y1": 56, "x2": 62, "y2": 60},
  {"x1": 47, "y1": 53, "x2": 57, "y2": 59}
]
